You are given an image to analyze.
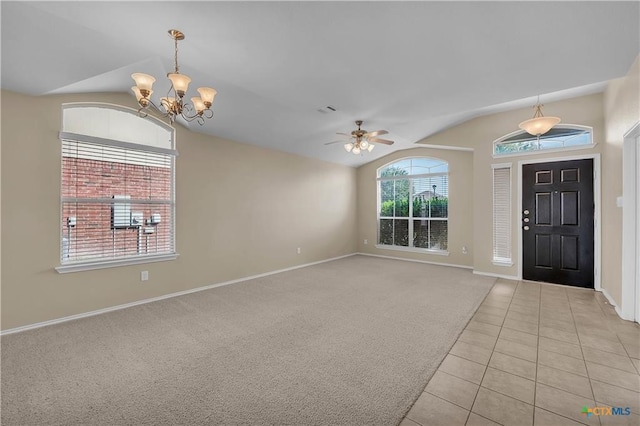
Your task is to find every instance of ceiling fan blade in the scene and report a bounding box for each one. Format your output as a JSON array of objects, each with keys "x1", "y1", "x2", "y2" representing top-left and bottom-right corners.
[
  {"x1": 336, "y1": 132, "x2": 353, "y2": 137},
  {"x1": 365, "y1": 130, "x2": 389, "y2": 137},
  {"x1": 324, "y1": 140, "x2": 349, "y2": 145},
  {"x1": 368, "y1": 137, "x2": 394, "y2": 145}
]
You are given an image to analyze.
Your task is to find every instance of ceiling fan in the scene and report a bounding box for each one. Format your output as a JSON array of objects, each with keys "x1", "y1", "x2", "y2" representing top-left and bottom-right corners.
[{"x1": 325, "y1": 120, "x2": 394, "y2": 154}]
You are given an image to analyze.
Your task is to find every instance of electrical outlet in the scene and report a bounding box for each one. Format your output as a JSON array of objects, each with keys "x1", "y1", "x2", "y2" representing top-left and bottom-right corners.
[
  {"x1": 141, "y1": 271, "x2": 149, "y2": 281},
  {"x1": 296, "y1": 247, "x2": 301, "y2": 254},
  {"x1": 364, "y1": 239, "x2": 368, "y2": 245},
  {"x1": 462, "y1": 246, "x2": 468, "y2": 255}
]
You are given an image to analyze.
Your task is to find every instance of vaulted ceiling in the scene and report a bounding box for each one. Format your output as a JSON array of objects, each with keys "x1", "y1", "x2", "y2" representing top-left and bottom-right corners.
[{"x1": 2, "y1": 1, "x2": 638, "y2": 166}]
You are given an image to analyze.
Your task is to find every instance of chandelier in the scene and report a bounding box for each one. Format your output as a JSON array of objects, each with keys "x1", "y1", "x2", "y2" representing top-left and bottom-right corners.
[
  {"x1": 519, "y1": 97, "x2": 560, "y2": 136},
  {"x1": 344, "y1": 136, "x2": 375, "y2": 155},
  {"x1": 132, "y1": 29, "x2": 217, "y2": 125}
]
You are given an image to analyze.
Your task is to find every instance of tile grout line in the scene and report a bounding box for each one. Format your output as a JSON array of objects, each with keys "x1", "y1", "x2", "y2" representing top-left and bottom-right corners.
[
  {"x1": 536, "y1": 288, "x2": 594, "y2": 426},
  {"x1": 463, "y1": 281, "x2": 517, "y2": 426},
  {"x1": 567, "y1": 288, "x2": 602, "y2": 426},
  {"x1": 532, "y1": 281, "x2": 542, "y2": 426},
  {"x1": 458, "y1": 280, "x2": 513, "y2": 425},
  {"x1": 402, "y1": 278, "x2": 507, "y2": 426},
  {"x1": 457, "y1": 281, "x2": 510, "y2": 426}
]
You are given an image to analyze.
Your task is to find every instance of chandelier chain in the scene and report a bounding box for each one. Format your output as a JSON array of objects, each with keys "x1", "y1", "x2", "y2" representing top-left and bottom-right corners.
[{"x1": 174, "y1": 36, "x2": 180, "y2": 74}]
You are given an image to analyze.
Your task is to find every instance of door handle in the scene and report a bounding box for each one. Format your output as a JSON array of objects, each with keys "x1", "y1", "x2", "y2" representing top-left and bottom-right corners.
[{"x1": 523, "y1": 225, "x2": 530, "y2": 231}]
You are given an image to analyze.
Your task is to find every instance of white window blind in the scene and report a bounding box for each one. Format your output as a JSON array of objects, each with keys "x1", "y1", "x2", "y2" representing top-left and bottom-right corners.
[
  {"x1": 59, "y1": 105, "x2": 176, "y2": 269},
  {"x1": 56, "y1": 103, "x2": 177, "y2": 273},
  {"x1": 492, "y1": 165, "x2": 512, "y2": 265}
]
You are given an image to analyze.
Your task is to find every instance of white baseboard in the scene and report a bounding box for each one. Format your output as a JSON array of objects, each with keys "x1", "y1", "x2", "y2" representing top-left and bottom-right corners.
[
  {"x1": 472, "y1": 270, "x2": 519, "y2": 281},
  {"x1": 600, "y1": 288, "x2": 617, "y2": 307},
  {"x1": 599, "y1": 288, "x2": 632, "y2": 320},
  {"x1": 1, "y1": 253, "x2": 357, "y2": 336},
  {"x1": 356, "y1": 252, "x2": 473, "y2": 270}
]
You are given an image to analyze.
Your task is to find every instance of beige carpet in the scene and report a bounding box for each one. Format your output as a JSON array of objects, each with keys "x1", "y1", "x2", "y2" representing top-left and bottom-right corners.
[{"x1": 1, "y1": 255, "x2": 495, "y2": 425}]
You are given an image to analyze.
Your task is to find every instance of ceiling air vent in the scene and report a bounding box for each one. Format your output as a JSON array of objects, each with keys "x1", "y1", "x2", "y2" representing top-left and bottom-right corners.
[{"x1": 317, "y1": 105, "x2": 337, "y2": 114}]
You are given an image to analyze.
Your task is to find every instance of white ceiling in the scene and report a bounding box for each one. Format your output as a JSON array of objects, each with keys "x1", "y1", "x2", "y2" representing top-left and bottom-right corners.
[{"x1": 2, "y1": 1, "x2": 638, "y2": 167}]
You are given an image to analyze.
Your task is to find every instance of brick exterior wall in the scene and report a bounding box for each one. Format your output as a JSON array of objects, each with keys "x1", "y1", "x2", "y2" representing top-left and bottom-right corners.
[{"x1": 62, "y1": 157, "x2": 172, "y2": 261}]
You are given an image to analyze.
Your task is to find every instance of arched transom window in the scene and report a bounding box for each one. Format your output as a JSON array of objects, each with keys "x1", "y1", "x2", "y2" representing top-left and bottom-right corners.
[{"x1": 493, "y1": 125, "x2": 594, "y2": 157}]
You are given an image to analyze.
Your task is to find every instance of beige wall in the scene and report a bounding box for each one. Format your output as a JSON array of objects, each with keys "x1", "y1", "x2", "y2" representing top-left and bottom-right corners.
[
  {"x1": 603, "y1": 56, "x2": 640, "y2": 305},
  {"x1": 357, "y1": 93, "x2": 613, "y2": 289},
  {"x1": 1, "y1": 90, "x2": 357, "y2": 330},
  {"x1": 356, "y1": 148, "x2": 474, "y2": 267},
  {"x1": 3, "y1": 58, "x2": 637, "y2": 330}
]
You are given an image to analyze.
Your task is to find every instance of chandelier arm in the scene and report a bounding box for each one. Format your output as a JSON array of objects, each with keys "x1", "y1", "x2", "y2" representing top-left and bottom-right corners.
[
  {"x1": 181, "y1": 104, "x2": 199, "y2": 121},
  {"x1": 136, "y1": 98, "x2": 177, "y2": 124},
  {"x1": 181, "y1": 112, "x2": 197, "y2": 122},
  {"x1": 136, "y1": 107, "x2": 149, "y2": 119},
  {"x1": 180, "y1": 113, "x2": 205, "y2": 126}
]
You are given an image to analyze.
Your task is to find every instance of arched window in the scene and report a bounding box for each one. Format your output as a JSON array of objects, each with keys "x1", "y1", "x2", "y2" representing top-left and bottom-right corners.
[
  {"x1": 377, "y1": 157, "x2": 449, "y2": 252},
  {"x1": 493, "y1": 124, "x2": 594, "y2": 157},
  {"x1": 57, "y1": 103, "x2": 177, "y2": 272}
]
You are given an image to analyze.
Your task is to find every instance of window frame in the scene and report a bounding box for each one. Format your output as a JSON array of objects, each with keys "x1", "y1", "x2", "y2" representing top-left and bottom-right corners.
[
  {"x1": 492, "y1": 124, "x2": 595, "y2": 158},
  {"x1": 375, "y1": 157, "x2": 450, "y2": 255},
  {"x1": 492, "y1": 163, "x2": 513, "y2": 266},
  {"x1": 56, "y1": 103, "x2": 178, "y2": 273}
]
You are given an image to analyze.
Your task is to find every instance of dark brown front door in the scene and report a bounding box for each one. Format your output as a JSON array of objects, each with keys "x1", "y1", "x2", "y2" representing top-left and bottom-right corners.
[{"x1": 522, "y1": 159, "x2": 594, "y2": 288}]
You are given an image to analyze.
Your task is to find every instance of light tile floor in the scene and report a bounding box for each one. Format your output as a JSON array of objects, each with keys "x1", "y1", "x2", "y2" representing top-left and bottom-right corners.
[{"x1": 400, "y1": 279, "x2": 640, "y2": 426}]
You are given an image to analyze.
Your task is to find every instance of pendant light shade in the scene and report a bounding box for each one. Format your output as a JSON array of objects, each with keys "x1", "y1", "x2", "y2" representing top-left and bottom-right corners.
[
  {"x1": 191, "y1": 97, "x2": 206, "y2": 114},
  {"x1": 167, "y1": 73, "x2": 191, "y2": 96},
  {"x1": 131, "y1": 73, "x2": 156, "y2": 94},
  {"x1": 519, "y1": 102, "x2": 560, "y2": 136},
  {"x1": 197, "y1": 87, "x2": 217, "y2": 106}
]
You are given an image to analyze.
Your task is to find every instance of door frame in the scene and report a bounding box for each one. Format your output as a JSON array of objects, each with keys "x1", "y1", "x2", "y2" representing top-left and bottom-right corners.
[
  {"x1": 621, "y1": 121, "x2": 640, "y2": 321},
  {"x1": 517, "y1": 153, "x2": 601, "y2": 292}
]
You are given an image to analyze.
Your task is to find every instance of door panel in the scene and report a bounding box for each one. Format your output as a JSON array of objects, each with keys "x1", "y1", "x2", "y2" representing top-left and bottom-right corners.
[
  {"x1": 561, "y1": 192, "x2": 579, "y2": 225},
  {"x1": 522, "y1": 159, "x2": 594, "y2": 288},
  {"x1": 561, "y1": 235, "x2": 579, "y2": 270},
  {"x1": 535, "y1": 234, "x2": 552, "y2": 268},
  {"x1": 536, "y1": 193, "x2": 552, "y2": 225}
]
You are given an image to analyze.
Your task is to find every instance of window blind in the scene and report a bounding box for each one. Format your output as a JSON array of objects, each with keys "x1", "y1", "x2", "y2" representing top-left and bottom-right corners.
[
  {"x1": 492, "y1": 165, "x2": 511, "y2": 264},
  {"x1": 61, "y1": 137, "x2": 175, "y2": 263}
]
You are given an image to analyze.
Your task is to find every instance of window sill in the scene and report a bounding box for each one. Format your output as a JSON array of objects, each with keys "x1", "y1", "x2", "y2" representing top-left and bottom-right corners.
[
  {"x1": 56, "y1": 253, "x2": 179, "y2": 274},
  {"x1": 375, "y1": 244, "x2": 449, "y2": 256}
]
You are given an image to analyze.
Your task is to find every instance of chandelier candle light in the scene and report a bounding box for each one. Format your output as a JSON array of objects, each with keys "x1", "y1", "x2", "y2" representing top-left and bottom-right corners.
[{"x1": 132, "y1": 29, "x2": 217, "y2": 125}]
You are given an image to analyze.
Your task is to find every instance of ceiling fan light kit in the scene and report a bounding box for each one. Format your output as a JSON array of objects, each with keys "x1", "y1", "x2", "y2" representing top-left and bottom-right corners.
[
  {"x1": 327, "y1": 120, "x2": 394, "y2": 155},
  {"x1": 132, "y1": 29, "x2": 217, "y2": 125},
  {"x1": 518, "y1": 98, "x2": 561, "y2": 136}
]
